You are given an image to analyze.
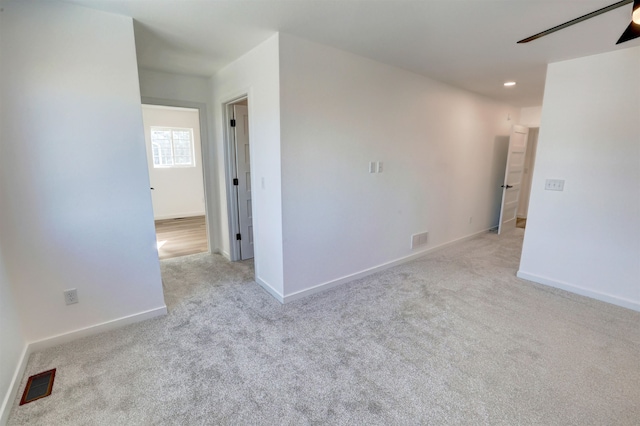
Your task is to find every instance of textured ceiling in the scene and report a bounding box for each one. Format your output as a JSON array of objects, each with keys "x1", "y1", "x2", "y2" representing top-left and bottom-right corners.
[{"x1": 66, "y1": 0, "x2": 640, "y2": 107}]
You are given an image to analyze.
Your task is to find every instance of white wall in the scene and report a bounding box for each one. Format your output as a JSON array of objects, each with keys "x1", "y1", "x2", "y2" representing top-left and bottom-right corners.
[
  {"x1": 142, "y1": 106, "x2": 206, "y2": 220},
  {"x1": 0, "y1": 13, "x2": 26, "y2": 418},
  {"x1": 211, "y1": 35, "x2": 284, "y2": 296},
  {"x1": 519, "y1": 47, "x2": 640, "y2": 311},
  {"x1": 0, "y1": 0, "x2": 166, "y2": 346},
  {"x1": 139, "y1": 69, "x2": 212, "y2": 105},
  {"x1": 0, "y1": 246, "x2": 26, "y2": 424},
  {"x1": 279, "y1": 34, "x2": 520, "y2": 298},
  {"x1": 519, "y1": 106, "x2": 542, "y2": 127}
]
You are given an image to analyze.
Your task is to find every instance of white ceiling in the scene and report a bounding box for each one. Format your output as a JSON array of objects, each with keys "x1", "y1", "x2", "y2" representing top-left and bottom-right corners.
[{"x1": 66, "y1": 0, "x2": 640, "y2": 107}]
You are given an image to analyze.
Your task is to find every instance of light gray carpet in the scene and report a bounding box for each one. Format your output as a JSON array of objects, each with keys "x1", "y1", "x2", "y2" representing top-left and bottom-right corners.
[{"x1": 8, "y1": 229, "x2": 640, "y2": 425}]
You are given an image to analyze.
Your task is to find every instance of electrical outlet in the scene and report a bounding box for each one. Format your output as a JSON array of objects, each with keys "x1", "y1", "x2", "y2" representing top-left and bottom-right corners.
[{"x1": 64, "y1": 289, "x2": 78, "y2": 305}]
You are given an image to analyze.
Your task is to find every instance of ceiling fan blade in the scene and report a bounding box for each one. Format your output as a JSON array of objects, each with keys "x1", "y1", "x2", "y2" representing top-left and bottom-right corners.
[
  {"x1": 518, "y1": 0, "x2": 633, "y2": 43},
  {"x1": 616, "y1": 21, "x2": 640, "y2": 43}
]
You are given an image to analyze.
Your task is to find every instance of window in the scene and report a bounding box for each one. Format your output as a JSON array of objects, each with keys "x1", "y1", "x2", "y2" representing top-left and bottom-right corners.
[{"x1": 150, "y1": 127, "x2": 195, "y2": 168}]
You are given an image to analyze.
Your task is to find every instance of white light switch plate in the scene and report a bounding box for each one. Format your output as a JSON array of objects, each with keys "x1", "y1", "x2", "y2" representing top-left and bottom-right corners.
[
  {"x1": 545, "y1": 179, "x2": 565, "y2": 191},
  {"x1": 369, "y1": 162, "x2": 376, "y2": 173},
  {"x1": 377, "y1": 161, "x2": 383, "y2": 173}
]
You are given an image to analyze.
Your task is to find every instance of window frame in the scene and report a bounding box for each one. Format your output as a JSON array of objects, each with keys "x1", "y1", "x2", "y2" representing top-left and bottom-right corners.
[{"x1": 150, "y1": 126, "x2": 196, "y2": 168}]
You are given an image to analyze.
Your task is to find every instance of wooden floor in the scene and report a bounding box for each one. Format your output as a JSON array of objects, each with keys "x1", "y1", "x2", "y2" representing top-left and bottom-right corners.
[{"x1": 155, "y1": 216, "x2": 208, "y2": 260}]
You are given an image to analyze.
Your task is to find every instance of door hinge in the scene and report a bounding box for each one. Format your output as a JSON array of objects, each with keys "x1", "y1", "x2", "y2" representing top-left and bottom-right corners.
[
  {"x1": 233, "y1": 178, "x2": 239, "y2": 186},
  {"x1": 230, "y1": 119, "x2": 236, "y2": 127},
  {"x1": 236, "y1": 233, "x2": 242, "y2": 241}
]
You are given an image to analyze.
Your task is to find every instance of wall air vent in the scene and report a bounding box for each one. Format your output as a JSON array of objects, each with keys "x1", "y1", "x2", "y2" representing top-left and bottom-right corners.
[{"x1": 411, "y1": 232, "x2": 429, "y2": 249}]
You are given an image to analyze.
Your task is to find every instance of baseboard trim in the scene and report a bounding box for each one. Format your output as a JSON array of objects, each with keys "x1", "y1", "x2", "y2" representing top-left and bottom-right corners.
[
  {"x1": 28, "y1": 306, "x2": 168, "y2": 353},
  {"x1": 1, "y1": 344, "x2": 30, "y2": 426},
  {"x1": 517, "y1": 271, "x2": 640, "y2": 312},
  {"x1": 255, "y1": 276, "x2": 284, "y2": 304},
  {"x1": 282, "y1": 229, "x2": 492, "y2": 304},
  {"x1": 154, "y1": 212, "x2": 206, "y2": 221}
]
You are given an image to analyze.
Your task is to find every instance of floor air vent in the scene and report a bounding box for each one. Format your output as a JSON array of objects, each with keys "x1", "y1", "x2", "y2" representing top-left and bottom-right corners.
[{"x1": 20, "y1": 369, "x2": 56, "y2": 405}]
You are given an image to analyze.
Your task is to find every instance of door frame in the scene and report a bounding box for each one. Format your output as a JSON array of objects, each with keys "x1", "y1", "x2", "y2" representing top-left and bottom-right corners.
[
  {"x1": 141, "y1": 97, "x2": 215, "y2": 253},
  {"x1": 517, "y1": 127, "x2": 539, "y2": 220},
  {"x1": 222, "y1": 94, "x2": 250, "y2": 261}
]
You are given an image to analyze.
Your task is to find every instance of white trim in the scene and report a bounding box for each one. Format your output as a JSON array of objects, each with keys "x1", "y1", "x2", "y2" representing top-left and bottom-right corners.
[
  {"x1": 28, "y1": 306, "x2": 167, "y2": 352},
  {"x1": 1, "y1": 344, "x2": 29, "y2": 426},
  {"x1": 220, "y1": 92, "x2": 251, "y2": 262},
  {"x1": 0, "y1": 306, "x2": 167, "y2": 424},
  {"x1": 142, "y1": 104, "x2": 199, "y2": 112},
  {"x1": 517, "y1": 271, "x2": 640, "y2": 312},
  {"x1": 223, "y1": 101, "x2": 241, "y2": 262},
  {"x1": 255, "y1": 276, "x2": 284, "y2": 303},
  {"x1": 282, "y1": 229, "x2": 492, "y2": 304},
  {"x1": 153, "y1": 211, "x2": 206, "y2": 221}
]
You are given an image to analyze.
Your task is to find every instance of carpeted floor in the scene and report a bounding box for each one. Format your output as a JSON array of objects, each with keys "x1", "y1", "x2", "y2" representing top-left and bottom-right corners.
[{"x1": 8, "y1": 229, "x2": 640, "y2": 425}]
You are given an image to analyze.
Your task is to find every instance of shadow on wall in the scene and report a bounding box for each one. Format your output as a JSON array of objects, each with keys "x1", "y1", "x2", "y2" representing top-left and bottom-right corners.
[{"x1": 491, "y1": 135, "x2": 510, "y2": 227}]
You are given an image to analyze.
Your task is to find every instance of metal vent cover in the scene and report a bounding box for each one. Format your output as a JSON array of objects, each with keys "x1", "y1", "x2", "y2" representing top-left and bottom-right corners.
[{"x1": 20, "y1": 369, "x2": 56, "y2": 405}]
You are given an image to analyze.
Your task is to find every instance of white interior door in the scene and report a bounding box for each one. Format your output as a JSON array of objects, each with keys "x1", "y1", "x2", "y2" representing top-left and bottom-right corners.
[
  {"x1": 498, "y1": 124, "x2": 529, "y2": 234},
  {"x1": 233, "y1": 104, "x2": 254, "y2": 259}
]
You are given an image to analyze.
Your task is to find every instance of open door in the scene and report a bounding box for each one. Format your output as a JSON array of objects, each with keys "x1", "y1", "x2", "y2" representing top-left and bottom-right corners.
[
  {"x1": 232, "y1": 104, "x2": 254, "y2": 259},
  {"x1": 498, "y1": 124, "x2": 529, "y2": 234}
]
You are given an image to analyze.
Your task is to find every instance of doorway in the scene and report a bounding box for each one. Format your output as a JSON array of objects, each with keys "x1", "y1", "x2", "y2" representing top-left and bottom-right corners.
[
  {"x1": 496, "y1": 125, "x2": 540, "y2": 233},
  {"x1": 224, "y1": 97, "x2": 254, "y2": 261},
  {"x1": 516, "y1": 127, "x2": 539, "y2": 229},
  {"x1": 497, "y1": 125, "x2": 529, "y2": 234},
  {"x1": 141, "y1": 104, "x2": 210, "y2": 259}
]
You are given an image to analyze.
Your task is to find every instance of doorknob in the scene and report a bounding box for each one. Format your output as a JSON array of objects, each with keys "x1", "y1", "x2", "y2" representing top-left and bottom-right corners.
[
  {"x1": 150, "y1": 187, "x2": 155, "y2": 190},
  {"x1": 501, "y1": 185, "x2": 513, "y2": 189}
]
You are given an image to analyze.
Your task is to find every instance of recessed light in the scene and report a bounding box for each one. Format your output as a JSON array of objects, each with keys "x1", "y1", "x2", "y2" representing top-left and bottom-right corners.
[{"x1": 504, "y1": 81, "x2": 516, "y2": 87}]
